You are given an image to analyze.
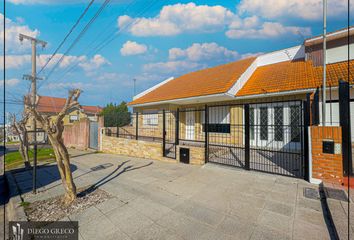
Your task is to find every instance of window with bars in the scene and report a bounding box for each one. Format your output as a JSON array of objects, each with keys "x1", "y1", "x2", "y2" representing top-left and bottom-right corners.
[
  {"x1": 260, "y1": 107, "x2": 268, "y2": 140},
  {"x1": 290, "y1": 106, "x2": 301, "y2": 142},
  {"x1": 250, "y1": 108, "x2": 255, "y2": 140},
  {"x1": 201, "y1": 106, "x2": 230, "y2": 133},
  {"x1": 143, "y1": 111, "x2": 159, "y2": 126},
  {"x1": 274, "y1": 107, "x2": 284, "y2": 141}
]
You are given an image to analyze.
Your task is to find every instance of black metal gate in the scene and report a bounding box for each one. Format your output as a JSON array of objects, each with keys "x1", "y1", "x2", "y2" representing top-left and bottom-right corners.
[
  {"x1": 163, "y1": 110, "x2": 177, "y2": 159},
  {"x1": 207, "y1": 101, "x2": 306, "y2": 178}
]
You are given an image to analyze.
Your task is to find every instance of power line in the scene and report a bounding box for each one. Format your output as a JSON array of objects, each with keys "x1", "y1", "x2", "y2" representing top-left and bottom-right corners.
[
  {"x1": 44, "y1": 0, "x2": 112, "y2": 80},
  {"x1": 42, "y1": 0, "x2": 159, "y2": 89},
  {"x1": 37, "y1": 0, "x2": 96, "y2": 75}
]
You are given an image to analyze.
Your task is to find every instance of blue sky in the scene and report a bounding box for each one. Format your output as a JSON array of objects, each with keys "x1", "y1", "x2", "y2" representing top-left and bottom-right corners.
[{"x1": 1, "y1": 0, "x2": 353, "y2": 121}]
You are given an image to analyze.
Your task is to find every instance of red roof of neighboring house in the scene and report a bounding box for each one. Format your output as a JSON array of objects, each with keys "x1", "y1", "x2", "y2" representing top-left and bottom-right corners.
[
  {"x1": 36, "y1": 96, "x2": 102, "y2": 114},
  {"x1": 128, "y1": 57, "x2": 256, "y2": 105},
  {"x1": 81, "y1": 105, "x2": 103, "y2": 114},
  {"x1": 37, "y1": 96, "x2": 67, "y2": 113}
]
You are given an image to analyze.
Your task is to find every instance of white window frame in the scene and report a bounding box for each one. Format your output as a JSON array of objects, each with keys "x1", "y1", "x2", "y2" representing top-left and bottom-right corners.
[
  {"x1": 143, "y1": 111, "x2": 159, "y2": 126},
  {"x1": 69, "y1": 115, "x2": 79, "y2": 123}
]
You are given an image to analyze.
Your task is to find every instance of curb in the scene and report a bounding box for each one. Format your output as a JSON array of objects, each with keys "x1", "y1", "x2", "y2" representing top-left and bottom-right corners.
[{"x1": 5, "y1": 172, "x2": 27, "y2": 222}]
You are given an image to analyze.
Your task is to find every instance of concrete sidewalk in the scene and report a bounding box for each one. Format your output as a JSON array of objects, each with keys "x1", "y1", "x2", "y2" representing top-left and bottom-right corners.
[{"x1": 11, "y1": 150, "x2": 336, "y2": 240}]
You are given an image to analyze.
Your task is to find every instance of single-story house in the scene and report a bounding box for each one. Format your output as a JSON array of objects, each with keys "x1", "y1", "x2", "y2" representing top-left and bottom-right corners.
[{"x1": 103, "y1": 26, "x2": 354, "y2": 183}]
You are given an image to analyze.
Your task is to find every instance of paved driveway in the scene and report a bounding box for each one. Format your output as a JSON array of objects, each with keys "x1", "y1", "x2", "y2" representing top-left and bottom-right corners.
[{"x1": 19, "y1": 150, "x2": 334, "y2": 240}]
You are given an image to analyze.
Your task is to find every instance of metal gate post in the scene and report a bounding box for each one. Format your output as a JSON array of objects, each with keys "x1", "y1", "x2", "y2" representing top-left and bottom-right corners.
[
  {"x1": 162, "y1": 110, "x2": 166, "y2": 157},
  {"x1": 303, "y1": 95, "x2": 311, "y2": 181},
  {"x1": 136, "y1": 112, "x2": 139, "y2": 140},
  {"x1": 205, "y1": 105, "x2": 209, "y2": 163},
  {"x1": 176, "y1": 108, "x2": 179, "y2": 146},
  {"x1": 313, "y1": 88, "x2": 320, "y2": 125},
  {"x1": 339, "y1": 80, "x2": 352, "y2": 176},
  {"x1": 244, "y1": 104, "x2": 250, "y2": 170}
]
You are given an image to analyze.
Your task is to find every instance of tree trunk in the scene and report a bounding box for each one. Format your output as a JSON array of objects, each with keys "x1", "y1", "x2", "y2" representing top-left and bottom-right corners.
[{"x1": 49, "y1": 135, "x2": 77, "y2": 204}]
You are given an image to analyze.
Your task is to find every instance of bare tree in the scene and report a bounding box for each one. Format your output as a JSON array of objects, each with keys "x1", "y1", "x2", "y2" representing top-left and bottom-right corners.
[
  {"x1": 10, "y1": 113, "x2": 30, "y2": 168},
  {"x1": 25, "y1": 89, "x2": 81, "y2": 204}
]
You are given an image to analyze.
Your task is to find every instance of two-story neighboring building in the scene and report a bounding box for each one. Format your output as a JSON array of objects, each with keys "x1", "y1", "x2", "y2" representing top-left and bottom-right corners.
[{"x1": 25, "y1": 95, "x2": 102, "y2": 130}]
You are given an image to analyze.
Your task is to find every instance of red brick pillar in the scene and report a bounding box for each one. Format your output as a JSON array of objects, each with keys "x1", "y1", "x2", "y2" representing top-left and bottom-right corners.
[{"x1": 310, "y1": 126, "x2": 344, "y2": 185}]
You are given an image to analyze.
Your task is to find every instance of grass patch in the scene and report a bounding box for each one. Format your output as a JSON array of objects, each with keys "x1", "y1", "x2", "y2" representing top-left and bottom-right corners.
[
  {"x1": 20, "y1": 201, "x2": 31, "y2": 209},
  {"x1": 5, "y1": 148, "x2": 55, "y2": 170}
]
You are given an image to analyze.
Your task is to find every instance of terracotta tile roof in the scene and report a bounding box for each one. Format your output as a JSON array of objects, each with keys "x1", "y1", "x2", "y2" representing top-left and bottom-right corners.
[
  {"x1": 129, "y1": 57, "x2": 256, "y2": 105},
  {"x1": 81, "y1": 105, "x2": 102, "y2": 114},
  {"x1": 37, "y1": 96, "x2": 67, "y2": 113},
  {"x1": 37, "y1": 95, "x2": 102, "y2": 114},
  {"x1": 236, "y1": 60, "x2": 354, "y2": 97}
]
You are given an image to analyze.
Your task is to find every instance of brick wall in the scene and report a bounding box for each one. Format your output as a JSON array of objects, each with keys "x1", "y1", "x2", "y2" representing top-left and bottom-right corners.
[{"x1": 311, "y1": 126, "x2": 344, "y2": 185}]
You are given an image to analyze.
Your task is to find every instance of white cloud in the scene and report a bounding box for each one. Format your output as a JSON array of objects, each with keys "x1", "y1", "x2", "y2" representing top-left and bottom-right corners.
[
  {"x1": 1, "y1": 78, "x2": 20, "y2": 87},
  {"x1": 226, "y1": 22, "x2": 311, "y2": 39},
  {"x1": 78, "y1": 54, "x2": 110, "y2": 72},
  {"x1": 0, "y1": 14, "x2": 40, "y2": 54},
  {"x1": 120, "y1": 41, "x2": 147, "y2": 56},
  {"x1": 0, "y1": 55, "x2": 30, "y2": 69},
  {"x1": 237, "y1": 0, "x2": 351, "y2": 21},
  {"x1": 117, "y1": 2, "x2": 236, "y2": 36},
  {"x1": 143, "y1": 61, "x2": 202, "y2": 74},
  {"x1": 169, "y1": 42, "x2": 239, "y2": 62},
  {"x1": 44, "y1": 82, "x2": 93, "y2": 91}
]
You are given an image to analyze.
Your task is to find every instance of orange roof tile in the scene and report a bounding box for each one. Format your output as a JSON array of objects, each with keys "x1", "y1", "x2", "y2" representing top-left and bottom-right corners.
[
  {"x1": 37, "y1": 96, "x2": 67, "y2": 113},
  {"x1": 37, "y1": 95, "x2": 102, "y2": 114},
  {"x1": 236, "y1": 60, "x2": 354, "y2": 97},
  {"x1": 81, "y1": 105, "x2": 102, "y2": 114},
  {"x1": 129, "y1": 57, "x2": 256, "y2": 105}
]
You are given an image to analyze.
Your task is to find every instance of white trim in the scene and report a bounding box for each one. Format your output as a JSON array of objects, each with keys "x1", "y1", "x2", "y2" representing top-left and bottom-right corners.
[
  {"x1": 227, "y1": 58, "x2": 258, "y2": 96},
  {"x1": 235, "y1": 88, "x2": 316, "y2": 100},
  {"x1": 256, "y1": 45, "x2": 305, "y2": 67},
  {"x1": 305, "y1": 26, "x2": 354, "y2": 43},
  {"x1": 133, "y1": 77, "x2": 174, "y2": 100},
  {"x1": 130, "y1": 93, "x2": 234, "y2": 107}
]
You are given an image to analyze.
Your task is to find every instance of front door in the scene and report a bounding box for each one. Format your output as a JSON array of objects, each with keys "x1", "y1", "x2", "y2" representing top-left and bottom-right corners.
[{"x1": 185, "y1": 109, "x2": 195, "y2": 140}]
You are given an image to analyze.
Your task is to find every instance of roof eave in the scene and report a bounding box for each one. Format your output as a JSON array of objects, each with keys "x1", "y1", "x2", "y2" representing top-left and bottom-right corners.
[
  {"x1": 236, "y1": 88, "x2": 316, "y2": 100},
  {"x1": 129, "y1": 93, "x2": 235, "y2": 107}
]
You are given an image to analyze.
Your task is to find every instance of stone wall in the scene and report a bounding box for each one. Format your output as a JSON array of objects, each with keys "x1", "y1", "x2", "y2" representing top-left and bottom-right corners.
[
  {"x1": 101, "y1": 134, "x2": 206, "y2": 165},
  {"x1": 311, "y1": 126, "x2": 343, "y2": 185},
  {"x1": 102, "y1": 135, "x2": 166, "y2": 161},
  {"x1": 176, "y1": 145, "x2": 205, "y2": 165}
]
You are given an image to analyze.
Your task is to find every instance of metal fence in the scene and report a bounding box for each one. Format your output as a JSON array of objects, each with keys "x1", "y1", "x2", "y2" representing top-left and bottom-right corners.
[
  {"x1": 105, "y1": 112, "x2": 163, "y2": 142},
  {"x1": 104, "y1": 100, "x2": 308, "y2": 178}
]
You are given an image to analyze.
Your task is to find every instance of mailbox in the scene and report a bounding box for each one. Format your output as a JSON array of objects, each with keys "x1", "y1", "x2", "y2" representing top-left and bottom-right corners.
[
  {"x1": 323, "y1": 141, "x2": 335, "y2": 154},
  {"x1": 180, "y1": 148, "x2": 190, "y2": 164}
]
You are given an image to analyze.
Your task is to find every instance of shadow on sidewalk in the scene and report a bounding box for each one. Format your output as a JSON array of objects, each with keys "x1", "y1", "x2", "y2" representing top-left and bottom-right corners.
[{"x1": 78, "y1": 160, "x2": 154, "y2": 197}]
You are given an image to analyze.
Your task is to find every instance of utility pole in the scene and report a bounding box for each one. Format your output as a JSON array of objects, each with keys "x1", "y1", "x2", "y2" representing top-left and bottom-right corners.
[
  {"x1": 322, "y1": 0, "x2": 327, "y2": 126},
  {"x1": 19, "y1": 34, "x2": 46, "y2": 194},
  {"x1": 133, "y1": 78, "x2": 136, "y2": 96}
]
